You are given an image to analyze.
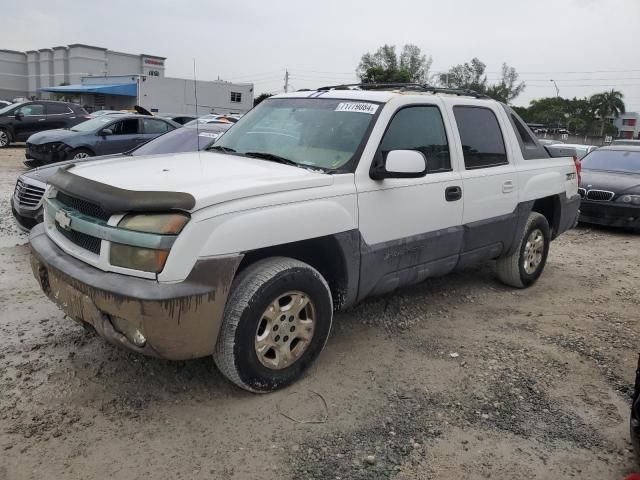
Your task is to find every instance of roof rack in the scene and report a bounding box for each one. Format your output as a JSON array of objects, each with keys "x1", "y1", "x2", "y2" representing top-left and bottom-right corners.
[{"x1": 315, "y1": 83, "x2": 491, "y2": 99}]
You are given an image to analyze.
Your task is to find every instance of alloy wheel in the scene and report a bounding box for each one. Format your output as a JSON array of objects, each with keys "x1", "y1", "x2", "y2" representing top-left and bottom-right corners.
[{"x1": 523, "y1": 228, "x2": 544, "y2": 274}]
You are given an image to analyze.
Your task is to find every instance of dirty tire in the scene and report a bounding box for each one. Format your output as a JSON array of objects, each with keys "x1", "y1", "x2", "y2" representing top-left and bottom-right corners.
[
  {"x1": 497, "y1": 212, "x2": 550, "y2": 288},
  {"x1": 0, "y1": 128, "x2": 10, "y2": 148},
  {"x1": 68, "y1": 148, "x2": 93, "y2": 160},
  {"x1": 213, "y1": 257, "x2": 333, "y2": 393}
]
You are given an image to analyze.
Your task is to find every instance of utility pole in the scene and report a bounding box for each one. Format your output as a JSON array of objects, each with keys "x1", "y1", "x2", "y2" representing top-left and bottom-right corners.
[
  {"x1": 550, "y1": 79, "x2": 559, "y2": 98},
  {"x1": 284, "y1": 69, "x2": 289, "y2": 93}
]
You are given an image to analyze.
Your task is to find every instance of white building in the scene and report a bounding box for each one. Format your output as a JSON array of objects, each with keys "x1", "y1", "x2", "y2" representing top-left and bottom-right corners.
[
  {"x1": 613, "y1": 112, "x2": 640, "y2": 139},
  {"x1": 0, "y1": 44, "x2": 253, "y2": 114}
]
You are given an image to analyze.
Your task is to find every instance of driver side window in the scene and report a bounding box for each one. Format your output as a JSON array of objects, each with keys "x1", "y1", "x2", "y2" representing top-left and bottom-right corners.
[
  {"x1": 110, "y1": 119, "x2": 140, "y2": 135},
  {"x1": 380, "y1": 106, "x2": 451, "y2": 173}
]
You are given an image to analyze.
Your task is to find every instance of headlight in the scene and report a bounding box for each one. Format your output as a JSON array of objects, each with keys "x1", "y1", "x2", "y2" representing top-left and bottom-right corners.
[
  {"x1": 45, "y1": 142, "x2": 67, "y2": 152},
  {"x1": 110, "y1": 243, "x2": 169, "y2": 273},
  {"x1": 109, "y1": 213, "x2": 189, "y2": 272},
  {"x1": 118, "y1": 213, "x2": 189, "y2": 234},
  {"x1": 617, "y1": 195, "x2": 640, "y2": 205}
]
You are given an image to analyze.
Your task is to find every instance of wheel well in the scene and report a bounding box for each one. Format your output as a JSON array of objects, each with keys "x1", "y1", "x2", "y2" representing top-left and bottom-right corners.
[
  {"x1": 532, "y1": 195, "x2": 561, "y2": 238},
  {"x1": 237, "y1": 236, "x2": 350, "y2": 309}
]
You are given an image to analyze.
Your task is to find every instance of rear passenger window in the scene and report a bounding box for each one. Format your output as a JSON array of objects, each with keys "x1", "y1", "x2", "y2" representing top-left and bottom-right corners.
[
  {"x1": 46, "y1": 103, "x2": 72, "y2": 115},
  {"x1": 511, "y1": 114, "x2": 536, "y2": 148},
  {"x1": 380, "y1": 106, "x2": 451, "y2": 173},
  {"x1": 142, "y1": 118, "x2": 171, "y2": 134},
  {"x1": 454, "y1": 106, "x2": 508, "y2": 169}
]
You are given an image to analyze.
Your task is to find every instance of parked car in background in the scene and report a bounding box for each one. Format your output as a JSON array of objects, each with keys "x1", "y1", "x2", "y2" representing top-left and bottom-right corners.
[
  {"x1": 0, "y1": 100, "x2": 90, "y2": 148},
  {"x1": 611, "y1": 139, "x2": 640, "y2": 147},
  {"x1": 11, "y1": 122, "x2": 231, "y2": 231},
  {"x1": 552, "y1": 143, "x2": 597, "y2": 159},
  {"x1": 160, "y1": 114, "x2": 199, "y2": 125},
  {"x1": 578, "y1": 145, "x2": 640, "y2": 230},
  {"x1": 89, "y1": 110, "x2": 127, "y2": 117},
  {"x1": 184, "y1": 114, "x2": 237, "y2": 126},
  {"x1": 538, "y1": 138, "x2": 560, "y2": 146},
  {"x1": 24, "y1": 114, "x2": 179, "y2": 166}
]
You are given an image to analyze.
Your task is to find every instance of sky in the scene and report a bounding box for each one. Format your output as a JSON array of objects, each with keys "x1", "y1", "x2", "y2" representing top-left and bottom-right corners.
[{"x1": 3, "y1": 0, "x2": 640, "y2": 110}]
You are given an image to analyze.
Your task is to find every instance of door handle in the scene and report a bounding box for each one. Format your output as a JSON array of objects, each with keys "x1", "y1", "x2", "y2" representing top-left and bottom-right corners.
[
  {"x1": 38, "y1": 118, "x2": 46, "y2": 121},
  {"x1": 445, "y1": 186, "x2": 462, "y2": 202},
  {"x1": 502, "y1": 180, "x2": 514, "y2": 193}
]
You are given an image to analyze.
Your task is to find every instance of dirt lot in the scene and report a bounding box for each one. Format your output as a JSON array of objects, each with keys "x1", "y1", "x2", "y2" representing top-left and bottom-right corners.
[{"x1": 1, "y1": 146, "x2": 639, "y2": 479}]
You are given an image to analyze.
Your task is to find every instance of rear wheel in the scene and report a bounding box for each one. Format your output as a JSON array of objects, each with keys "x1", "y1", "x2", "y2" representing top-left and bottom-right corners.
[
  {"x1": 496, "y1": 212, "x2": 550, "y2": 288},
  {"x1": 68, "y1": 148, "x2": 93, "y2": 160},
  {"x1": 214, "y1": 257, "x2": 333, "y2": 392},
  {"x1": 0, "y1": 129, "x2": 10, "y2": 148}
]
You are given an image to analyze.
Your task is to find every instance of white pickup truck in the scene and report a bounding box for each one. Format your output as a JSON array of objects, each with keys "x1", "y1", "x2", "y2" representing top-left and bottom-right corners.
[{"x1": 29, "y1": 85, "x2": 580, "y2": 392}]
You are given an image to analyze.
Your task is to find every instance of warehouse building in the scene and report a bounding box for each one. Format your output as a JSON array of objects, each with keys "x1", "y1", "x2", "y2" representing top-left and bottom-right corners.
[{"x1": 0, "y1": 44, "x2": 253, "y2": 114}]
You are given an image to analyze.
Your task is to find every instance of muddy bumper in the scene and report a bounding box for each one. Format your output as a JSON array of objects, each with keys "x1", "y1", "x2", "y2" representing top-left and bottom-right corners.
[{"x1": 29, "y1": 224, "x2": 242, "y2": 360}]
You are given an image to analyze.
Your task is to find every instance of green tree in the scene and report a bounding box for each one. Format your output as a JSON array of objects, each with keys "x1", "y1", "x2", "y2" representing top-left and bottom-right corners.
[
  {"x1": 485, "y1": 63, "x2": 525, "y2": 103},
  {"x1": 590, "y1": 89, "x2": 625, "y2": 136},
  {"x1": 253, "y1": 93, "x2": 273, "y2": 107},
  {"x1": 438, "y1": 57, "x2": 487, "y2": 92},
  {"x1": 357, "y1": 44, "x2": 432, "y2": 83}
]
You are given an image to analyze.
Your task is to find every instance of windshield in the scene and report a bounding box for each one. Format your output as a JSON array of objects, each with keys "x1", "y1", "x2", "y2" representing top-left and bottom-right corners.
[
  {"x1": 70, "y1": 116, "x2": 116, "y2": 132},
  {"x1": 0, "y1": 102, "x2": 22, "y2": 115},
  {"x1": 213, "y1": 97, "x2": 380, "y2": 171},
  {"x1": 132, "y1": 126, "x2": 229, "y2": 155},
  {"x1": 581, "y1": 149, "x2": 640, "y2": 173}
]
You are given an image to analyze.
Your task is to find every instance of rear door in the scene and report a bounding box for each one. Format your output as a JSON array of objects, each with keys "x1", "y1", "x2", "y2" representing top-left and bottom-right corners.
[
  {"x1": 44, "y1": 102, "x2": 74, "y2": 130},
  {"x1": 140, "y1": 118, "x2": 173, "y2": 145},
  {"x1": 14, "y1": 103, "x2": 46, "y2": 140},
  {"x1": 96, "y1": 118, "x2": 142, "y2": 155},
  {"x1": 449, "y1": 103, "x2": 519, "y2": 263}
]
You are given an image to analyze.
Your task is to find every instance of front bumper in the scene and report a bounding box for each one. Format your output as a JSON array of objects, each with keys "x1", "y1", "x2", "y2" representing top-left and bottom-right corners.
[
  {"x1": 29, "y1": 224, "x2": 242, "y2": 360},
  {"x1": 10, "y1": 195, "x2": 43, "y2": 232},
  {"x1": 25, "y1": 143, "x2": 66, "y2": 166},
  {"x1": 579, "y1": 200, "x2": 640, "y2": 229}
]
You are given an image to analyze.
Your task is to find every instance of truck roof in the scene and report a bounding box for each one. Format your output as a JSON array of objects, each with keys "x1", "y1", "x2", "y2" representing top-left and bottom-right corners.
[{"x1": 273, "y1": 84, "x2": 496, "y2": 104}]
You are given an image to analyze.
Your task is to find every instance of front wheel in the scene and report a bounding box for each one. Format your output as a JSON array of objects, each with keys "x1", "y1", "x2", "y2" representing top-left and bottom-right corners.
[
  {"x1": 496, "y1": 212, "x2": 550, "y2": 288},
  {"x1": 214, "y1": 257, "x2": 333, "y2": 392},
  {"x1": 68, "y1": 148, "x2": 93, "y2": 160},
  {"x1": 0, "y1": 128, "x2": 11, "y2": 148}
]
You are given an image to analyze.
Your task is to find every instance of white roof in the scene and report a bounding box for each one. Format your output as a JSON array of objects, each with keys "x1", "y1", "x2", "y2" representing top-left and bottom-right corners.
[{"x1": 273, "y1": 88, "x2": 495, "y2": 104}]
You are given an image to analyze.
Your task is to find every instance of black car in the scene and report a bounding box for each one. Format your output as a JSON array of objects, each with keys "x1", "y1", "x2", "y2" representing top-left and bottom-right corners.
[
  {"x1": 24, "y1": 114, "x2": 180, "y2": 166},
  {"x1": 0, "y1": 100, "x2": 90, "y2": 147},
  {"x1": 578, "y1": 145, "x2": 640, "y2": 230},
  {"x1": 11, "y1": 122, "x2": 231, "y2": 231}
]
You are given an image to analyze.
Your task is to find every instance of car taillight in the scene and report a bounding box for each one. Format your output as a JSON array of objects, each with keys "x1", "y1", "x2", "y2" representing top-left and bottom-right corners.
[{"x1": 573, "y1": 155, "x2": 582, "y2": 185}]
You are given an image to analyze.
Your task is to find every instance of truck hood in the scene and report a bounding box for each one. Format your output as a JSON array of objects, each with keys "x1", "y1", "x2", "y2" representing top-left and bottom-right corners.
[{"x1": 68, "y1": 151, "x2": 333, "y2": 210}]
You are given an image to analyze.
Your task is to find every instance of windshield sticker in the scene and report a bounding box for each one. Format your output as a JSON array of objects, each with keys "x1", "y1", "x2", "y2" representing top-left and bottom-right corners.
[
  {"x1": 335, "y1": 102, "x2": 379, "y2": 114},
  {"x1": 198, "y1": 132, "x2": 220, "y2": 138}
]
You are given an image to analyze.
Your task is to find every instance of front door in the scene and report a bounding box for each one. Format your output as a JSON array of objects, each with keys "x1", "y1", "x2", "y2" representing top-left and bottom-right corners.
[
  {"x1": 14, "y1": 103, "x2": 46, "y2": 141},
  {"x1": 355, "y1": 102, "x2": 464, "y2": 299}
]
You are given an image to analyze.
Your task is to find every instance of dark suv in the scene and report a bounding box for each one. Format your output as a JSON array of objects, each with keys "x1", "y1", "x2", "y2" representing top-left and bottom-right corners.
[{"x1": 0, "y1": 101, "x2": 90, "y2": 147}]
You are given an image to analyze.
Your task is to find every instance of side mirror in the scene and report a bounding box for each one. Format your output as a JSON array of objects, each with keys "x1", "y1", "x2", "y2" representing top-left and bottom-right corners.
[
  {"x1": 101, "y1": 128, "x2": 113, "y2": 137},
  {"x1": 370, "y1": 149, "x2": 427, "y2": 180},
  {"x1": 14, "y1": 111, "x2": 23, "y2": 120}
]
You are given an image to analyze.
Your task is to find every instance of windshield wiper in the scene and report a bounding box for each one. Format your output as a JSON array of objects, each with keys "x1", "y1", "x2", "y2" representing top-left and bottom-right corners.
[
  {"x1": 243, "y1": 151, "x2": 299, "y2": 167},
  {"x1": 206, "y1": 145, "x2": 237, "y2": 153}
]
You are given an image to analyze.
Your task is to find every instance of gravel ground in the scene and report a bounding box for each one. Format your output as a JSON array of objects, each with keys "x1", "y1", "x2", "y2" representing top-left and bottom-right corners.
[{"x1": 1, "y1": 146, "x2": 639, "y2": 479}]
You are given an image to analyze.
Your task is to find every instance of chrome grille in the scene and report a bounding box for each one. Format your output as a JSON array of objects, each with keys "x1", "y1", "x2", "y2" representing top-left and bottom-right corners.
[
  {"x1": 578, "y1": 188, "x2": 586, "y2": 198},
  {"x1": 585, "y1": 189, "x2": 614, "y2": 202},
  {"x1": 14, "y1": 178, "x2": 45, "y2": 207}
]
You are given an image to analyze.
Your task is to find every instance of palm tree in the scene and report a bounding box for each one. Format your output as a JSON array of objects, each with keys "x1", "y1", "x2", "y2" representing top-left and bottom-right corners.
[{"x1": 590, "y1": 89, "x2": 625, "y2": 137}]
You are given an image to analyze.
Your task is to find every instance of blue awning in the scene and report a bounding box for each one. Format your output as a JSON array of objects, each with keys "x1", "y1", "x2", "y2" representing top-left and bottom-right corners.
[{"x1": 39, "y1": 83, "x2": 137, "y2": 97}]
